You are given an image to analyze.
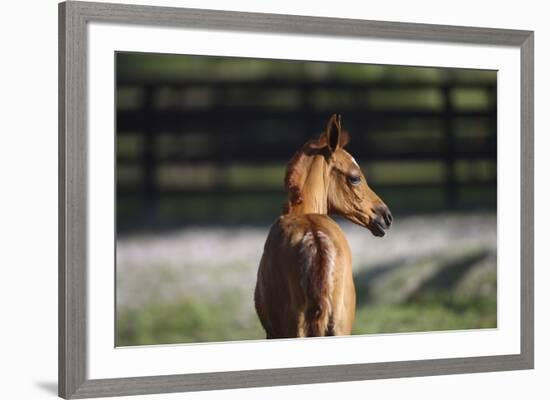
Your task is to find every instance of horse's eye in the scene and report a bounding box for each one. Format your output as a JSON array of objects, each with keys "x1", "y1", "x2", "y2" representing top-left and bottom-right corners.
[{"x1": 348, "y1": 175, "x2": 361, "y2": 185}]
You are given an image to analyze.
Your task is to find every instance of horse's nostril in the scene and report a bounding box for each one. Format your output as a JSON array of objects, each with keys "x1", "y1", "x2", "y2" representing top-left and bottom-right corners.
[
  {"x1": 381, "y1": 207, "x2": 393, "y2": 227},
  {"x1": 374, "y1": 204, "x2": 392, "y2": 228}
]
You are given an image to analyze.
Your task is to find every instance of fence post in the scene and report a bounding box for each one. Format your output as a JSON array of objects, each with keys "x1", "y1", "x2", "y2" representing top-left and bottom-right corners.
[
  {"x1": 443, "y1": 85, "x2": 457, "y2": 209},
  {"x1": 142, "y1": 85, "x2": 158, "y2": 224}
]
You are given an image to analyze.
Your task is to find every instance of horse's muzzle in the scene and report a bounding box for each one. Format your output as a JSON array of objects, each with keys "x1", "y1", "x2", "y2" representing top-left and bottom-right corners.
[{"x1": 369, "y1": 204, "x2": 392, "y2": 236}]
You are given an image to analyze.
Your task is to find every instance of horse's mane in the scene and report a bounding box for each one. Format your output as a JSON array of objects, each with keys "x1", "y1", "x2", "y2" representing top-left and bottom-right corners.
[
  {"x1": 282, "y1": 137, "x2": 327, "y2": 215},
  {"x1": 282, "y1": 115, "x2": 350, "y2": 215}
]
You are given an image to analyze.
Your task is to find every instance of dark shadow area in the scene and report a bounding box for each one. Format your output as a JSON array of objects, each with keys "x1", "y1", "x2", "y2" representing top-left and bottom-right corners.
[
  {"x1": 411, "y1": 249, "x2": 491, "y2": 297},
  {"x1": 353, "y1": 257, "x2": 412, "y2": 305},
  {"x1": 351, "y1": 247, "x2": 497, "y2": 335},
  {"x1": 35, "y1": 381, "x2": 57, "y2": 396},
  {"x1": 354, "y1": 248, "x2": 492, "y2": 306}
]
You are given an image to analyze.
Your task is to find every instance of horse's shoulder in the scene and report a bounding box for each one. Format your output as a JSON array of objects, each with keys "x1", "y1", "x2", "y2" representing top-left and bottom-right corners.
[
  {"x1": 272, "y1": 214, "x2": 345, "y2": 245},
  {"x1": 305, "y1": 214, "x2": 343, "y2": 232},
  {"x1": 269, "y1": 214, "x2": 310, "y2": 242},
  {"x1": 274, "y1": 213, "x2": 330, "y2": 231}
]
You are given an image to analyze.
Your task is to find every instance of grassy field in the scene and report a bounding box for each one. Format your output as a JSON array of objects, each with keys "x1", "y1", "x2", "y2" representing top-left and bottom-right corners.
[{"x1": 116, "y1": 213, "x2": 497, "y2": 346}]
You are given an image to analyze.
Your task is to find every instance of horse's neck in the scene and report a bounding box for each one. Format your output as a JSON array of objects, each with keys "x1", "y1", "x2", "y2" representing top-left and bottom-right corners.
[{"x1": 290, "y1": 156, "x2": 329, "y2": 215}]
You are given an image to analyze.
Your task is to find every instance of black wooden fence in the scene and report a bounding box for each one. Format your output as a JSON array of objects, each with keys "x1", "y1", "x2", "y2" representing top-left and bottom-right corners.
[{"x1": 116, "y1": 78, "x2": 497, "y2": 230}]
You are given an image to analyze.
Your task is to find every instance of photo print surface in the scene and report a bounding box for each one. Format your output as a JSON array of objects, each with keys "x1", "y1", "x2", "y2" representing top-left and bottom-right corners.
[{"x1": 115, "y1": 52, "x2": 497, "y2": 346}]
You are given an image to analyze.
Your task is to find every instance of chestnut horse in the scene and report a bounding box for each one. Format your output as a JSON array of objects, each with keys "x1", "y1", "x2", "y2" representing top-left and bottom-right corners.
[{"x1": 254, "y1": 114, "x2": 392, "y2": 338}]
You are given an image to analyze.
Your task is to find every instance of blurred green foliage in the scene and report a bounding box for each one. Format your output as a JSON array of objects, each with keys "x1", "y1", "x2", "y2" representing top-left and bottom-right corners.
[
  {"x1": 117, "y1": 291, "x2": 264, "y2": 345},
  {"x1": 352, "y1": 297, "x2": 496, "y2": 336},
  {"x1": 117, "y1": 270, "x2": 496, "y2": 346},
  {"x1": 117, "y1": 52, "x2": 497, "y2": 84},
  {"x1": 117, "y1": 298, "x2": 496, "y2": 346}
]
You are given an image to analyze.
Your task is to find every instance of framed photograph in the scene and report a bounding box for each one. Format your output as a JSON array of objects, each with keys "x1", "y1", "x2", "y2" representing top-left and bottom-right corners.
[{"x1": 59, "y1": 1, "x2": 534, "y2": 398}]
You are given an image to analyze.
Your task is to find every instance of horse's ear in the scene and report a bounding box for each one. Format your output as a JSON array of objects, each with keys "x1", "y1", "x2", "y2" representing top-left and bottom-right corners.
[{"x1": 324, "y1": 114, "x2": 349, "y2": 153}]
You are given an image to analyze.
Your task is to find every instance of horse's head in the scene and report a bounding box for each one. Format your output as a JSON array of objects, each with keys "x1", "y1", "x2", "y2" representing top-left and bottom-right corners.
[{"x1": 321, "y1": 114, "x2": 392, "y2": 237}]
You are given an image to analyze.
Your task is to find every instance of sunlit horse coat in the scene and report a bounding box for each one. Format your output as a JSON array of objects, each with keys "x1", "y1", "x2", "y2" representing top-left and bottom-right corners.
[{"x1": 254, "y1": 114, "x2": 392, "y2": 338}]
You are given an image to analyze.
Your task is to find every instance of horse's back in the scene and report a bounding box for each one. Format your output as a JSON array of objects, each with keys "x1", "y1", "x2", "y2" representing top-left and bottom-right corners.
[
  {"x1": 254, "y1": 214, "x2": 354, "y2": 338},
  {"x1": 263, "y1": 213, "x2": 349, "y2": 252}
]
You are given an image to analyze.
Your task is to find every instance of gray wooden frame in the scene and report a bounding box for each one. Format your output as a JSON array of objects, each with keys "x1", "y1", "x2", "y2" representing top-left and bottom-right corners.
[{"x1": 59, "y1": 1, "x2": 534, "y2": 398}]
